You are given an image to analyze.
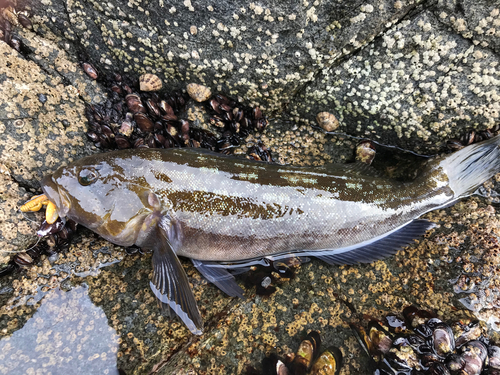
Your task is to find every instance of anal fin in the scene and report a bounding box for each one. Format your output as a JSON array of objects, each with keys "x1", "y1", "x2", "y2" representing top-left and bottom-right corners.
[
  {"x1": 315, "y1": 219, "x2": 434, "y2": 265},
  {"x1": 192, "y1": 259, "x2": 245, "y2": 299}
]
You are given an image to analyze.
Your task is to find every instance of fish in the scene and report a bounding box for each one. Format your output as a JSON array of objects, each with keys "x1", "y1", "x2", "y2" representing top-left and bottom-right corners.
[{"x1": 20, "y1": 135, "x2": 500, "y2": 334}]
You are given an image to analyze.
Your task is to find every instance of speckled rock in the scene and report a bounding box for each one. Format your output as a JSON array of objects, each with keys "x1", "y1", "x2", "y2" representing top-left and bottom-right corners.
[
  {"x1": 0, "y1": 29, "x2": 102, "y2": 259},
  {"x1": 28, "y1": 0, "x2": 500, "y2": 152},
  {"x1": 295, "y1": 2, "x2": 500, "y2": 153}
]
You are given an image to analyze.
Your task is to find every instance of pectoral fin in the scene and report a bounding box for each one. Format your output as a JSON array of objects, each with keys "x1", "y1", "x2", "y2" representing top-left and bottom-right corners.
[
  {"x1": 146, "y1": 217, "x2": 203, "y2": 335},
  {"x1": 191, "y1": 259, "x2": 245, "y2": 299}
]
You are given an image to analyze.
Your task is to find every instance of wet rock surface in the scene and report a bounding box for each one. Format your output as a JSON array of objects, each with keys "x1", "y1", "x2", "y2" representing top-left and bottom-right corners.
[{"x1": 1, "y1": 0, "x2": 500, "y2": 374}]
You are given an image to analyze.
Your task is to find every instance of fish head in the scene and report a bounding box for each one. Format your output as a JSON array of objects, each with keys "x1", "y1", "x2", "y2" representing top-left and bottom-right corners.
[{"x1": 41, "y1": 152, "x2": 154, "y2": 246}]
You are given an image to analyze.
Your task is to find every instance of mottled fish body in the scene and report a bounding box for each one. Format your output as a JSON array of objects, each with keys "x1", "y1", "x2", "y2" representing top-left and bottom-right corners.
[{"x1": 35, "y1": 135, "x2": 500, "y2": 334}]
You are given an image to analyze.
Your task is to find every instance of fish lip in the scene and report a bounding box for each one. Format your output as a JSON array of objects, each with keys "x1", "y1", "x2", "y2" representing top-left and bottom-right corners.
[{"x1": 40, "y1": 175, "x2": 70, "y2": 218}]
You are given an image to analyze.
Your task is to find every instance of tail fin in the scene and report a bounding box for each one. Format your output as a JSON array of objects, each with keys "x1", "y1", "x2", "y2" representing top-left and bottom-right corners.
[{"x1": 438, "y1": 134, "x2": 500, "y2": 198}]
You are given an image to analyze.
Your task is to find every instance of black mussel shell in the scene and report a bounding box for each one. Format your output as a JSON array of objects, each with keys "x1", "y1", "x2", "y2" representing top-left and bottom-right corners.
[
  {"x1": 403, "y1": 306, "x2": 436, "y2": 328},
  {"x1": 254, "y1": 117, "x2": 268, "y2": 131},
  {"x1": 37, "y1": 218, "x2": 65, "y2": 237},
  {"x1": 133, "y1": 138, "x2": 145, "y2": 148},
  {"x1": 460, "y1": 340, "x2": 488, "y2": 375},
  {"x1": 126, "y1": 94, "x2": 146, "y2": 114},
  {"x1": 18, "y1": 14, "x2": 33, "y2": 30},
  {"x1": 261, "y1": 353, "x2": 284, "y2": 375},
  {"x1": 146, "y1": 98, "x2": 161, "y2": 117},
  {"x1": 367, "y1": 321, "x2": 394, "y2": 356},
  {"x1": 9, "y1": 35, "x2": 21, "y2": 52},
  {"x1": 82, "y1": 62, "x2": 98, "y2": 80},
  {"x1": 134, "y1": 113, "x2": 154, "y2": 132},
  {"x1": 310, "y1": 346, "x2": 343, "y2": 375},
  {"x1": 446, "y1": 353, "x2": 466, "y2": 372},
  {"x1": 87, "y1": 131, "x2": 99, "y2": 142},
  {"x1": 385, "y1": 315, "x2": 407, "y2": 334},
  {"x1": 377, "y1": 351, "x2": 413, "y2": 375},
  {"x1": 275, "y1": 359, "x2": 290, "y2": 375},
  {"x1": 427, "y1": 362, "x2": 451, "y2": 375},
  {"x1": 489, "y1": 346, "x2": 500, "y2": 370},
  {"x1": 253, "y1": 107, "x2": 263, "y2": 120},
  {"x1": 273, "y1": 262, "x2": 294, "y2": 278},
  {"x1": 292, "y1": 337, "x2": 315, "y2": 374},
  {"x1": 14, "y1": 250, "x2": 35, "y2": 266},
  {"x1": 123, "y1": 85, "x2": 133, "y2": 95},
  {"x1": 208, "y1": 98, "x2": 222, "y2": 114},
  {"x1": 431, "y1": 322, "x2": 455, "y2": 358},
  {"x1": 115, "y1": 135, "x2": 131, "y2": 149},
  {"x1": 414, "y1": 318, "x2": 442, "y2": 339},
  {"x1": 461, "y1": 130, "x2": 475, "y2": 146},
  {"x1": 451, "y1": 320, "x2": 482, "y2": 348},
  {"x1": 446, "y1": 139, "x2": 464, "y2": 151},
  {"x1": 305, "y1": 331, "x2": 321, "y2": 358}
]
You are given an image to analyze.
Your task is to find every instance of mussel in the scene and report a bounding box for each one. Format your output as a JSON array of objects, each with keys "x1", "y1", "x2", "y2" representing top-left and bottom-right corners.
[{"x1": 310, "y1": 347, "x2": 343, "y2": 375}]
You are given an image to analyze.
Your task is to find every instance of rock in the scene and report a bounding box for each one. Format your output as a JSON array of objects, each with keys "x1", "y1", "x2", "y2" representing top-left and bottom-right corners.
[{"x1": 2, "y1": 1, "x2": 500, "y2": 374}]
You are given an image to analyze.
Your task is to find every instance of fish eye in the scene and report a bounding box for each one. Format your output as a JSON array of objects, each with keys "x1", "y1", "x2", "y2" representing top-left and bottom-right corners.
[{"x1": 78, "y1": 168, "x2": 98, "y2": 186}]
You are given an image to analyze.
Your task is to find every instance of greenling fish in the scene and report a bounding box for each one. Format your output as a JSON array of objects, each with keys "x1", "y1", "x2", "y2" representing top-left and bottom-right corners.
[{"x1": 20, "y1": 135, "x2": 500, "y2": 334}]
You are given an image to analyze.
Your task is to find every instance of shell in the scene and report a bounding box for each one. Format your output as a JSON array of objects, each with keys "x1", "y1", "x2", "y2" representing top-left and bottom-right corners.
[
  {"x1": 431, "y1": 322, "x2": 455, "y2": 358},
  {"x1": 118, "y1": 119, "x2": 134, "y2": 137},
  {"x1": 82, "y1": 63, "x2": 98, "y2": 80},
  {"x1": 310, "y1": 346, "x2": 343, "y2": 375},
  {"x1": 488, "y1": 346, "x2": 500, "y2": 370},
  {"x1": 146, "y1": 99, "x2": 160, "y2": 117},
  {"x1": 275, "y1": 361, "x2": 289, "y2": 375},
  {"x1": 139, "y1": 73, "x2": 162, "y2": 92},
  {"x1": 125, "y1": 94, "x2": 146, "y2": 113},
  {"x1": 367, "y1": 321, "x2": 393, "y2": 355},
  {"x1": 293, "y1": 338, "x2": 314, "y2": 374},
  {"x1": 356, "y1": 140, "x2": 376, "y2": 165},
  {"x1": 461, "y1": 340, "x2": 488, "y2": 375},
  {"x1": 2, "y1": 7, "x2": 18, "y2": 27},
  {"x1": 451, "y1": 320, "x2": 485, "y2": 347},
  {"x1": 134, "y1": 113, "x2": 154, "y2": 132},
  {"x1": 186, "y1": 83, "x2": 211, "y2": 102},
  {"x1": 17, "y1": 14, "x2": 33, "y2": 30},
  {"x1": 316, "y1": 112, "x2": 339, "y2": 132}
]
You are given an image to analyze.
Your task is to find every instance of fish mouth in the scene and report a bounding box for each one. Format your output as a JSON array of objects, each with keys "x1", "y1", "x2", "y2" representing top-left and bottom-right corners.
[{"x1": 41, "y1": 175, "x2": 71, "y2": 218}]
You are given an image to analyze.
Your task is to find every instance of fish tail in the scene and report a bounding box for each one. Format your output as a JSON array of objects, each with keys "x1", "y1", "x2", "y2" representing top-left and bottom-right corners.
[{"x1": 438, "y1": 134, "x2": 500, "y2": 198}]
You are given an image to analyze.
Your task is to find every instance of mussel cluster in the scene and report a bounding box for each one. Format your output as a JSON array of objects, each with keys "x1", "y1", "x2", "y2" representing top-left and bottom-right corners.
[
  {"x1": 353, "y1": 306, "x2": 500, "y2": 375},
  {"x1": 446, "y1": 127, "x2": 499, "y2": 151},
  {"x1": 0, "y1": 5, "x2": 32, "y2": 52},
  {"x1": 240, "y1": 258, "x2": 301, "y2": 296},
  {"x1": 251, "y1": 331, "x2": 343, "y2": 375},
  {"x1": 0, "y1": 218, "x2": 77, "y2": 276},
  {"x1": 85, "y1": 73, "x2": 270, "y2": 159}
]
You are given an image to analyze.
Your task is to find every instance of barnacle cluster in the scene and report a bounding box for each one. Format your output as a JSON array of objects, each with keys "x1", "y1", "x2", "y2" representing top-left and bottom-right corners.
[
  {"x1": 84, "y1": 73, "x2": 271, "y2": 159},
  {"x1": 353, "y1": 305, "x2": 500, "y2": 374},
  {"x1": 446, "y1": 127, "x2": 500, "y2": 151}
]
